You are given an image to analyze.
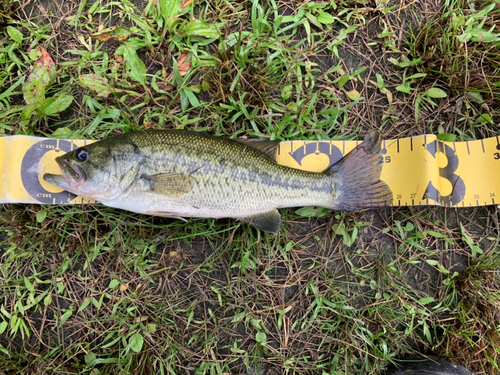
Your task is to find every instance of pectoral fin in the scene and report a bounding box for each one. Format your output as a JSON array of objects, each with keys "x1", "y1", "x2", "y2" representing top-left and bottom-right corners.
[
  {"x1": 241, "y1": 209, "x2": 281, "y2": 233},
  {"x1": 139, "y1": 172, "x2": 194, "y2": 198}
]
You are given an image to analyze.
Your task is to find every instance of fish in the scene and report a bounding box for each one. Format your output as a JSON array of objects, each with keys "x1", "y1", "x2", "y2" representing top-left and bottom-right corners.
[{"x1": 43, "y1": 129, "x2": 392, "y2": 233}]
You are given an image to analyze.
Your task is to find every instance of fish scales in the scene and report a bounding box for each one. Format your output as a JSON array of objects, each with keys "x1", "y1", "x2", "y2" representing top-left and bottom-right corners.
[
  {"x1": 44, "y1": 129, "x2": 393, "y2": 233},
  {"x1": 121, "y1": 130, "x2": 334, "y2": 217}
]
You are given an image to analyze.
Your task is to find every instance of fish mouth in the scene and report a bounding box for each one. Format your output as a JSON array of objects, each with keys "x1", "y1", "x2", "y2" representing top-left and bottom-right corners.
[{"x1": 43, "y1": 157, "x2": 85, "y2": 191}]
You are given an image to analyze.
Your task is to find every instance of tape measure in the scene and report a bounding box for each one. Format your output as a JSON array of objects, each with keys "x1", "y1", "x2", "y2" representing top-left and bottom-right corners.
[{"x1": 1, "y1": 134, "x2": 499, "y2": 208}]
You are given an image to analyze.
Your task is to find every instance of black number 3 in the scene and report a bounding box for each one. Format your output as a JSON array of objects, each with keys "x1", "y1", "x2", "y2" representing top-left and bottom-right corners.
[{"x1": 422, "y1": 140, "x2": 466, "y2": 206}]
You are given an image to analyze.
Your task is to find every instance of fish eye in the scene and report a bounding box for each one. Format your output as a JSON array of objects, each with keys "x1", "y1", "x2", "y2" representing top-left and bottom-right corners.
[{"x1": 75, "y1": 148, "x2": 90, "y2": 162}]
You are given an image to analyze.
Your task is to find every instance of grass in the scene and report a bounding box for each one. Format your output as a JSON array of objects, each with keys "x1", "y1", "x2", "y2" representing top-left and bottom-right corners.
[{"x1": 1, "y1": 0, "x2": 500, "y2": 374}]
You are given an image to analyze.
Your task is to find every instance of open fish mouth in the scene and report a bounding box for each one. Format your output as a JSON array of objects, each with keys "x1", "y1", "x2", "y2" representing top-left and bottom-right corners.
[
  {"x1": 43, "y1": 157, "x2": 85, "y2": 191},
  {"x1": 58, "y1": 157, "x2": 85, "y2": 182}
]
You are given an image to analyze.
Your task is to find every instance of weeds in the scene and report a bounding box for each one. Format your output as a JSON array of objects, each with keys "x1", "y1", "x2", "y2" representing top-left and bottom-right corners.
[{"x1": 1, "y1": 0, "x2": 500, "y2": 374}]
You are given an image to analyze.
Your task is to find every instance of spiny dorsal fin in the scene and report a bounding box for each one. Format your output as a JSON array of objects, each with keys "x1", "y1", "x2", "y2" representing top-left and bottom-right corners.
[
  {"x1": 139, "y1": 172, "x2": 194, "y2": 198},
  {"x1": 235, "y1": 138, "x2": 280, "y2": 160},
  {"x1": 241, "y1": 209, "x2": 281, "y2": 233}
]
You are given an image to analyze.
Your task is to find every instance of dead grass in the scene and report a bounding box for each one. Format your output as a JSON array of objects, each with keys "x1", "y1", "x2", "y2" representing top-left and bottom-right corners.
[{"x1": 1, "y1": 0, "x2": 500, "y2": 374}]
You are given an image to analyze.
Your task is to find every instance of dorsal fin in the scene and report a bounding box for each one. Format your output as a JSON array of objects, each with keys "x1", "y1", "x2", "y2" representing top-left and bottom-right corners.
[{"x1": 234, "y1": 138, "x2": 280, "y2": 160}]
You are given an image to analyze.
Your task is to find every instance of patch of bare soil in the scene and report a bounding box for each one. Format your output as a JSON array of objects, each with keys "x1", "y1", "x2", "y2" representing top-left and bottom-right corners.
[{"x1": 2, "y1": 0, "x2": 499, "y2": 374}]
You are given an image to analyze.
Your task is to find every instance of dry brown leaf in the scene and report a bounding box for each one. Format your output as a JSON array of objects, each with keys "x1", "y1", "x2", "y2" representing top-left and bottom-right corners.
[
  {"x1": 90, "y1": 26, "x2": 132, "y2": 42},
  {"x1": 119, "y1": 283, "x2": 129, "y2": 292},
  {"x1": 180, "y1": 0, "x2": 195, "y2": 9},
  {"x1": 166, "y1": 50, "x2": 191, "y2": 83},
  {"x1": 169, "y1": 251, "x2": 182, "y2": 260},
  {"x1": 37, "y1": 47, "x2": 55, "y2": 71},
  {"x1": 156, "y1": 82, "x2": 174, "y2": 91},
  {"x1": 177, "y1": 51, "x2": 191, "y2": 74}
]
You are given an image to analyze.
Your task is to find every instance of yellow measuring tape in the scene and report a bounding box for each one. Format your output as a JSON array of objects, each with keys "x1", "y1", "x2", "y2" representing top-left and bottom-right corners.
[{"x1": 1, "y1": 134, "x2": 499, "y2": 208}]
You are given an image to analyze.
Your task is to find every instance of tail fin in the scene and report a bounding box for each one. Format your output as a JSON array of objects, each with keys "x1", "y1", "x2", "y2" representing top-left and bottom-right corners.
[{"x1": 328, "y1": 131, "x2": 393, "y2": 211}]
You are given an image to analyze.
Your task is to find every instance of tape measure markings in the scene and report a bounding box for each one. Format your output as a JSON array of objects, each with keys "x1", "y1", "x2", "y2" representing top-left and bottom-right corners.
[{"x1": 3, "y1": 134, "x2": 500, "y2": 208}]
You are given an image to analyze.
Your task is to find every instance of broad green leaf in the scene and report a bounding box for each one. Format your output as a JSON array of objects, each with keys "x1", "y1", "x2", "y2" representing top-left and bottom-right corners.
[
  {"x1": 476, "y1": 113, "x2": 493, "y2": 124},
  {"x1": 281, "y1": 85, "x2": 293, "y2": 100},
  {"x1": 20, "y1": 104, "x2": 39, "y2": 125},
  {"x1": 437, "y1": 133, "x2": 457, "y2": 142},
  {"x1": 109, "y1": 279, "x2": 120, "y2": 289},
  {"x1": 115, "y1": 38, "x2": 147, "y2": 53},
  {"x1": 425, "y1": 87, "x2": 447, "y2": 98},
  {"x1": 465, "y1": 91, "x2": 484, "y2": 104},
  {"x1": 304, "y1": 19, "x2": 311, "y2": 44},
  {"x1": 77, "y1": 298, "x2": 92, "y2": 313},
  {"x1": 39, "y1": 94, "x2": 73, "y2": 116},
  {"x1": 345, "y1": 89, "x2": 360, "y2": 101},
  {"x1": 317, "y1": 12, "x2": 335, "y2": 24},
  {"x1": 129, "y1": 332, "x2": 144, "y2": 353},
  {"x1": 376, "y1": 73, "x2": 385, "y2": 89},
  {"x1": 84, "y1": 352, "x2": 97, "y2": 365},
  {"x1": 295, "y1": 206, "x2": 329, "y2": 217},
  {"x1": 418, "y1": 297, "x2": 435, "y2": 305},
  {"x1": 0, "y1": 321, "x2": 7, "y2": 335},
  {"x1": 469, "y1": 28, "x2": 500, "y2": 43},
  {"x1": 345, "y1": 24, "x2": 361, "y2": 33},
  {"x1": 426, "y1": 231, "x2": 447, "y2": 238},
  {"x1": 146, "y1": 323, "x2": 157, "y2": 333},
  {"x1": 406, "y1": 73, "x2": 427, "y2": 80},
  {"x1": 460, "y1": 223, "x2": 483, "y2": 256},
  {"x1": 425, "y1": 259, "x2": 450, "y2": 274},
  {"x1": 182, "y1": 88, "x2": 200, "y2": 107},
  {"x1": 396, "y1": 84, "x2": 412, "y2": 94},
  {"x1": 60, "y1": 309, "x2": 73, "y2": 324},
  {"x1": 123, "y1": 46, "x2": 146, "y2": 85},
  {"x1": 24, "y1": 277, "x2": 35, "y2": 292},
  {"x1": 79, "y1": 74, "x2": 112, "y2": 97},
  {"x1": 337, "y1": 73, "x2": 350, "y2": 88},
  {"x1": 178, "y1": 20, "x2": 220, "y2": 38},
  {"x1": 50, "y1": 127, "x2": 86, "y2": 139},
  {"x1": 305, "y1": 13, "x2": 322, "y2": 29},
  {"x1": 7, "y1": 26, "x2": 23, "y2": 43},
  {"x1": 255, "y1": 331, "x2": 267, "y2": 345},
  {"x1": 22, "y1": 47, "x2": 56, "y2": 107},
  {"x1": 159, "y1": 0, "x2": 183, "y2": 28},
  {"x1": 36, "y1": 211, "x2": 47, "y2": 223}
]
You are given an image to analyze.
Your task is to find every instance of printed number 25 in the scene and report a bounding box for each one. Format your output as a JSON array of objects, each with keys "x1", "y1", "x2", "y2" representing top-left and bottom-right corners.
[{"x1": 379, "y1": 156, "x2": 391, "y2": 163}]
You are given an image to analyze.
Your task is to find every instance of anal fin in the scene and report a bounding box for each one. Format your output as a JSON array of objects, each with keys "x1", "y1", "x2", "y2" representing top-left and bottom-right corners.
[{"x1": 241, "y1": 209, "x2": 281, "y2": 233}]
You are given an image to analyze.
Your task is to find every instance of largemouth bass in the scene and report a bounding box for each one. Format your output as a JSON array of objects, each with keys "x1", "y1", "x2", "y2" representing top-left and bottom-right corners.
[{"x1": 43, "y1": 129, "x2": 392, "y2": 233}]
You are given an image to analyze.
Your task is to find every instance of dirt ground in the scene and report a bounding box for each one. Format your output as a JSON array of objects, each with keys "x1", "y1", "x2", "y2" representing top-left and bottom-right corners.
[{"x1": 1, "y1": 0, "x2": 500, "y2": 374}]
